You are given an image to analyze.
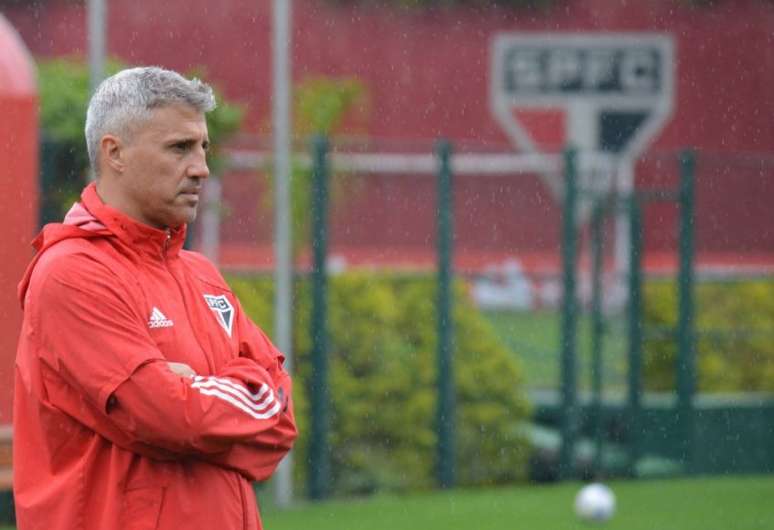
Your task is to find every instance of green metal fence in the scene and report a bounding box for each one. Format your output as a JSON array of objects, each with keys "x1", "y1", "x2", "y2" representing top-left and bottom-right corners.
[{"x1": 551, "y1": 148, "x2": 774, "y2": 479}]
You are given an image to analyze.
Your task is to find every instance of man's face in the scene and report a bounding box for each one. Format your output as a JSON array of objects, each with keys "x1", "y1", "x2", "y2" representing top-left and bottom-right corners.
[{"x1": 117, "y1": 103, "x2": 210, "y2": 229}]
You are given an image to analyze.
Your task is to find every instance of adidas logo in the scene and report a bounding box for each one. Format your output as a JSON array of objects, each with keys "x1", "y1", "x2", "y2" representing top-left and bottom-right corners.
[{"x1": 148, "y1": 307, "x2": 174, "y2": 328}]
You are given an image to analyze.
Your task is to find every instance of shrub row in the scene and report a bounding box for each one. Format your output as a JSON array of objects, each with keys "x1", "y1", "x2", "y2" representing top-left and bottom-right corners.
[
  {"x1": 644, "y1": 279, "x2": 774, "y2": 393},
  {"x1": 228, "y1": 273, "x2": 531, "y2": 495}
]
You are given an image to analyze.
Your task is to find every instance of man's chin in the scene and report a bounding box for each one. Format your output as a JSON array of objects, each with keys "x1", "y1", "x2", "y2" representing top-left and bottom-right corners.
[
  {"x1": 180, "y1": 211, "x2": 198, "y2": 227},
  {"x1": 164, "y1": 208, "x2": 198, "y2": 229}
]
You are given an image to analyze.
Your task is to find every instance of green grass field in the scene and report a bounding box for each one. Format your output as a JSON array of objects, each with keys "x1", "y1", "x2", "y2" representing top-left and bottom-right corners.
[
  {"x1": 1, "y1": 474, "x2": 771, "y2": 529},
  {"x1": 256, "y1": 475, "x2": 774, "y2": 530},
  {"x1": 483, "y1": 309, "x2": 629, "y2": 393}
]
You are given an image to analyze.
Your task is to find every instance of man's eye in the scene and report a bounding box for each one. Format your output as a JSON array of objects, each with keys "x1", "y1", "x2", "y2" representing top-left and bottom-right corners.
[{"x1": 173, "y1": 143, "x2": 189, "y2": 151}]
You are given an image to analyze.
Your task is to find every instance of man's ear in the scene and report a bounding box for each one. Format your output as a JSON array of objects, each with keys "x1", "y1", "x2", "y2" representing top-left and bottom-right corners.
[{"x1": 101, "y1": 134, "x2": 125, "y2": 174}]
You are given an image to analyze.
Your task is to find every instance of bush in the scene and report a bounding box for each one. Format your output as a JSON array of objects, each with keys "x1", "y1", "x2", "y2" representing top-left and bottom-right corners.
[
  {"x1": 228, "y1": 272, "x2": 531, "y2": 495},
  {"x1": 643, "y1": 279, "x2": 774, "y2": 393}
]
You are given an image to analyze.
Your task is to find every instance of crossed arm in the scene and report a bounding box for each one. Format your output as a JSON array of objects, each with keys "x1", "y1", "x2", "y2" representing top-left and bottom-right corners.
[{"x1": 32, "y1": 254, "x2": 297, "y2": 481}]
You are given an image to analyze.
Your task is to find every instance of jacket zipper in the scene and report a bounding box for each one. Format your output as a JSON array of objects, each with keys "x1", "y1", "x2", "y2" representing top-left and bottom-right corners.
[{"x1": 161, "y1": 230, "x2": 217, "y2": 375}]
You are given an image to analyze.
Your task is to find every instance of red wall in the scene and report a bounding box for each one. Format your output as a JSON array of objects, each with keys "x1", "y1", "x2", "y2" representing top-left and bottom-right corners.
[
  {"x1": 6, "y1": 0, "x2": 774, "y2": 150},
  {"x1": 4, "y1": 0, "x2": 774, "y2": 270}
]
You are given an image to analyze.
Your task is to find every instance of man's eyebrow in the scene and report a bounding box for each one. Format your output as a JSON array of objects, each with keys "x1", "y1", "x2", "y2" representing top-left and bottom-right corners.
[
  {"x1": 166, "y1": 136, "x2": 195, "y2": 144},
  {"x1": 166, "y1": 137, "x2": 210, "y2": 149}
]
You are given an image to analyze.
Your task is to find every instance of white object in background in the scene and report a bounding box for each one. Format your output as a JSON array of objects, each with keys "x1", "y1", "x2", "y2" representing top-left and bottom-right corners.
[
  {"x1": 472, "y1": 259, "x2": 534, "y2": 310},
  {"x1": 574, "y1": 482, "x2": 616, "y2": 523}
]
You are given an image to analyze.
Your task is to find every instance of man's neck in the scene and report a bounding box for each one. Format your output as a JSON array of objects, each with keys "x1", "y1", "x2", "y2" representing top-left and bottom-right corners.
[{"x1": 94, "y1": 176, "x2": 166, "y2": 230}]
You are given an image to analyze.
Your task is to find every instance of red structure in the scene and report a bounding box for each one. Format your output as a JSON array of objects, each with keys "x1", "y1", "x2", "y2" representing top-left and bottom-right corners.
[
  {"x1": 7, "y1": 0, "x2": 774, "y2": 150},
  {"x1": 0, "y1": 14, "x2": 38, "y2": 426},
  {"x1": 4, "y1": 0, "x2": 774, "y2": 274}
]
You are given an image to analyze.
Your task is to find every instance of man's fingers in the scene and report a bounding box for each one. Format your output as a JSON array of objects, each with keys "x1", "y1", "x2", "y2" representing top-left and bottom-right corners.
[{"x1": 167, "y1": 361, "x2": 196, "y2": 378}]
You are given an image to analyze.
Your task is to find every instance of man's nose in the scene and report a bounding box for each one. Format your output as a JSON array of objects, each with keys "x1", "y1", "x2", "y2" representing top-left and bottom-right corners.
[{"x1": 188, "y1": 150, "x2": 210, "y2": 179}]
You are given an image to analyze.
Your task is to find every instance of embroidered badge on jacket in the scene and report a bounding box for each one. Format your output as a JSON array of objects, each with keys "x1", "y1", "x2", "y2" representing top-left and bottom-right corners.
[{"x1": 204, "y1": 294, "x2": 234, "y2": 337}]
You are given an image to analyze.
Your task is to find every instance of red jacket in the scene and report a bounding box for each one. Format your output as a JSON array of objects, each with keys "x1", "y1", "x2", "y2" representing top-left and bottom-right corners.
[{"x1": 13, "y1": 183, "x2": 297, "y2": 530}]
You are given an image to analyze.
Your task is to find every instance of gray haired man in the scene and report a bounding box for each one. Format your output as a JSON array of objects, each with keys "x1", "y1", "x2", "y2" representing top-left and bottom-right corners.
[{"x1": 14, "y1": 66, "x2": 297, "y2": 530}]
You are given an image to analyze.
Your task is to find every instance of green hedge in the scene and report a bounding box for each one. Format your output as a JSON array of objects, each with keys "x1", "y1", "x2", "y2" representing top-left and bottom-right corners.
[
  {"x1": 643, "y1": 279, "x2": 774, "y2": 393},
  {"x1": 228, "y1": 273, "x2": 531, "y2": 495}
]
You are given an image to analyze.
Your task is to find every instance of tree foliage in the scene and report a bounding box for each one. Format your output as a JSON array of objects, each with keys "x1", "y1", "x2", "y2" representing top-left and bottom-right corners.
[{"x1": 262, "y1": 76, "x2": 368, "y2": 254}]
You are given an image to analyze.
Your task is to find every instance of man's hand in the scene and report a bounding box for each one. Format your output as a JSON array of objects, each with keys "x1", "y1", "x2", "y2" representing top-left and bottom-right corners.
[{"x1": 167, "y1": 362, "x2": 196, "y2": 378}]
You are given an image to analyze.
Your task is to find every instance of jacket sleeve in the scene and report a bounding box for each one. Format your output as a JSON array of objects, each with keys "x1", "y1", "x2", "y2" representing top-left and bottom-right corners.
[
  {"x1": 31, "y1": 253, "x2": 288, "y2": 457},
  {"x1": 108, "y1": 356, "x2": 287, "y2": 456},
  {"x1": 196, "y1": 301, "x2": 298, "y2": 481}
]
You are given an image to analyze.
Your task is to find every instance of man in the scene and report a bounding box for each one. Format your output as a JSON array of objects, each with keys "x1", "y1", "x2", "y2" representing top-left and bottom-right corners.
[{"x1": 13, "y1": 66, "x2": 297, "y2": 530}]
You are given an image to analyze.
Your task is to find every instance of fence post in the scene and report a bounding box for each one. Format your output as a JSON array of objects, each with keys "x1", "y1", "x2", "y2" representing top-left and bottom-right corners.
[
  {"x1": 559, "y1": 147, "x2": 579, "y2": 480},
  {"x1": 435, "y1": 139, "x2": 456, "y2": 489},
  {"x1": 38, "y1": 135, "x2": 59, "y2": 228},
  {"x1": 677, "y1": 149, "x2": 697, "y2": 473},
  {"x1": 590, "y1": 201, "x2": 605, "y2": 475},
  {"x1": 626, "y1": 194, "x2": 644, "y2": 476},
  {"x1": 309, "y1": 135, "x2": 330, "y2": 499}
]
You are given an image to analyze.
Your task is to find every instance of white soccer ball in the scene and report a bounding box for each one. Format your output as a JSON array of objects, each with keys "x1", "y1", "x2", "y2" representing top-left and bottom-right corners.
[{"x1": 574, "y1": 483, "x2": 616, "y2": 523}]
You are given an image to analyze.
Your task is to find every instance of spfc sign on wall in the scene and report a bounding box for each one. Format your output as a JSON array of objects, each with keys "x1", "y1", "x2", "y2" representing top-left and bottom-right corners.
[
  {"x1": 490, "y1": 33, "x2": 675, "y2": 204},
  {"x1": 491, "y1": 33, "x2": 674, "y2": 156}
]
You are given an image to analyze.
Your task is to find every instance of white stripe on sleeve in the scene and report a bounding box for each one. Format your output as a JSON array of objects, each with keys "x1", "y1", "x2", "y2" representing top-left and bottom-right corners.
[
  {"x1": 195, "y1": 375, "x2": 271, "y2": 403},
  {"x1": 190, "y1": 375, "x2": 281, "y2": 420},
  {"x1": 192, "y1": 385, "x2": 282, "y2": 420},
  {"x1": 192, "y1": 377, "x2": 276, "y2": 413}
]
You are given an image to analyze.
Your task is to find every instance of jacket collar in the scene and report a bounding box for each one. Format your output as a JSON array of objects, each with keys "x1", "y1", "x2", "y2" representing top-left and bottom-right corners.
[{"x1": 81, "y1": 182, "x2": 187, "y2": 260}]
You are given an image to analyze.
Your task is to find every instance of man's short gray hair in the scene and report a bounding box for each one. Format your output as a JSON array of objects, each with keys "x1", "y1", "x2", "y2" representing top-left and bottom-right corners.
[{"x1": 85, "y1": 66, "x2": 216, "y2": 173}]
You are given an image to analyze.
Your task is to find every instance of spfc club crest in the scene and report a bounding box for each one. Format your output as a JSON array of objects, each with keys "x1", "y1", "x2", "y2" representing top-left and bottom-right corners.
[
  {"x1": 204, "y1": 294, "x2": 234, "y2": 337},
  {"x1": 490, "y1": 33, "x2": 674, "y2": 221}
]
